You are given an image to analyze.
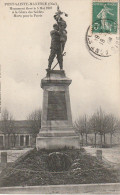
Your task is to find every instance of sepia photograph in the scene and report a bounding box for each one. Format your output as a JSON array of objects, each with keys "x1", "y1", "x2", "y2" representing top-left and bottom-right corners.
[{"x1": 0, "y1": 0, "x2": 120, "y2": 194}]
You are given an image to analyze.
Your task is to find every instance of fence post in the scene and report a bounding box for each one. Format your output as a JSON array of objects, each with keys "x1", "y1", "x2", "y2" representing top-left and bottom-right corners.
[
  {"x1": 96, "y1": 150, "x2": 102, "y2": 160},
  {"x1": 1, "y1": 152, "x2": 7, "y2": 167}
]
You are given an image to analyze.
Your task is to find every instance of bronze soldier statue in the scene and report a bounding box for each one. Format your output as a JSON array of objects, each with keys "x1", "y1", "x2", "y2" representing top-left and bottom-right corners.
[
  {"x1": 48, "y1": 6, "x2": 68, "y2": 70},
  {"x1": 48, "y1": 24, "x2": 63, "y2": 70}
]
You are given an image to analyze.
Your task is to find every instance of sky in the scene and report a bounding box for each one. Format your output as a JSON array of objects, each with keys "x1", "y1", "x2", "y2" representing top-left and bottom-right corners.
[{"x1": 0, "y1": 0, "x2": 120, "y2": 120}]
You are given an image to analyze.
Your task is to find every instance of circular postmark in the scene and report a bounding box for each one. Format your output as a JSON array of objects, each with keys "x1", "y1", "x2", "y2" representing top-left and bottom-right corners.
[
  {"x1": 92, "y1": 19, "x2": 118, "y2": 34},
  {"x1": 86, "y1": 19, "x2": 119, "y2": 59}
]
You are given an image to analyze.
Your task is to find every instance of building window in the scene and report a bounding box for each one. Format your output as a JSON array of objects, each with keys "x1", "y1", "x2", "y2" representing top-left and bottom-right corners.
[
  {"x1": 26, "y1": 135, "x2": 29, "y2": 146},
  {"x1": 20, "y1": 135, "x2": 24, "y2": 146},
  {"x1": 0, "y1": 136, "x2": 3, "y2": 147}
]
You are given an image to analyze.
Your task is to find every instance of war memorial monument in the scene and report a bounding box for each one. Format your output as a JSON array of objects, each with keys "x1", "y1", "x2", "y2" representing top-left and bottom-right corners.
[{"x1": 36, "y1": 6, "x2": 80, "y2": 149}]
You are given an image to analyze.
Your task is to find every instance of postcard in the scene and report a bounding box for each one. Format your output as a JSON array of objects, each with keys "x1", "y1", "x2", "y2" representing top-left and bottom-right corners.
[{"x1": 0, "y1": 0, "x2": 120, "y2": 193}]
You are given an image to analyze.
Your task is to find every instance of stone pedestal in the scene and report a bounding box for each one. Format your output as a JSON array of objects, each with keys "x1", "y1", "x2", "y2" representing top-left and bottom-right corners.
[{"x1": 36, "y1": 70, "x2": 80, "y2": 149}]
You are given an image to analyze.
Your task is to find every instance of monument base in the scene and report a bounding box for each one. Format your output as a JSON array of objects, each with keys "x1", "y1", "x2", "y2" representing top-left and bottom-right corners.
[{"x1": 36, "y1": 135, "x2": 80, "y2": 150}]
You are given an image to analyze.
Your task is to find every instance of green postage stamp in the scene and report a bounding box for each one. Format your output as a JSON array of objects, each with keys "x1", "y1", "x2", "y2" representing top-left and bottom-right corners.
[{"x1": 92, "y1": 0, "x2": 118, "y2": 33}]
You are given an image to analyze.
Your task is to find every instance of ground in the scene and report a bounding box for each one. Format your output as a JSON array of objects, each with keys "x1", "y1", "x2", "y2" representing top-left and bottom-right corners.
[
  {"x1": 0, "y1": 148, "x2": 33, "y2": 163},
  {"x1": 0, "y1": 148, "x2": 33, "y2": 174},
  {"x1": 1, "y1": 146, "x2": 120, "y2": 164},
  {"x1": 0, "y1": 147, "x2": 120, "y2": 187},
  {"x1": 84, "y1": 146, "x2": 120, "y2": 168}
]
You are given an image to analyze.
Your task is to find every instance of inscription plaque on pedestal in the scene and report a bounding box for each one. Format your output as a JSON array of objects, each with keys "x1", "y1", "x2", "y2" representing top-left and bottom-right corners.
[{"x1": 47, "y1": 91, "x2": 67, "y2": 120}]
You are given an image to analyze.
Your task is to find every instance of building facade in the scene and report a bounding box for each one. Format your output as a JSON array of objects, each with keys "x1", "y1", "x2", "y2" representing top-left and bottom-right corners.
[{"x1": 0, "y1": 121, "x2": 37, "y2": 149}]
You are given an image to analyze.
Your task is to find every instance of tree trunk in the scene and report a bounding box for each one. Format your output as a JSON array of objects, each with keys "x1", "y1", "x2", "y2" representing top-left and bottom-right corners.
[
  {"x1": 3, "y1": 134, "x2": 6, "y2": 149},
  {"x1": 8, "y1": 134, "x2": 10, "y2": 149},
  {"x1": 13, "y1": 134, "x2": 16, "y2": 147},
  {"x1": 100, "y1": 134, "x2": 102, "y2": 148},
  {"x1": 86, "y1": 133, "x2": 87, "y2": 146},
  {"x1": 81, "y1": 134, "x2": 83, "y2": 146},
  {"x1": 104, "y1": 133, "x2": 106, "y2": 144},
  {"x1": 110, "y1": 133, "x2": 112, "y2": 148},
  {"x1": 94, "y1": 133, "x2": 97, "y2": 148}
]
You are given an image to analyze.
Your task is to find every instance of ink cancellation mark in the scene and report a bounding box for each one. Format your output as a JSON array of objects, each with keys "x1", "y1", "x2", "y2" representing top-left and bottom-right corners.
[{"x1": 86, "y1": 25, "x2": 119, "y2": 59}]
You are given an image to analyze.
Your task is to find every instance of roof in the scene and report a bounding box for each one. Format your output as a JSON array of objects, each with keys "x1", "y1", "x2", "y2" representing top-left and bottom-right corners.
[
  {"x1": 0, "y1": 120, "x2": 40, "y2": 134},
  {"x1": 14, "y1": 120, "x2": 32, "y2": 128}
]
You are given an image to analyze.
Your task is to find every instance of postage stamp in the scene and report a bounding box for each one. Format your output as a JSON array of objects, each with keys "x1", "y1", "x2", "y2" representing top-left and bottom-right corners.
[
  {"x1": 86, "y1": 0, "x2": 119, "y2": 59},
  {"x1": 92, "y1": 0, "x2": 118, "y2": 34}
]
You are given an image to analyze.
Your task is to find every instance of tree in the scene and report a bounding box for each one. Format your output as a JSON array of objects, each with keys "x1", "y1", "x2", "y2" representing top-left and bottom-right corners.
[
  {"x1": 89, "y1": 114, "x2": 98, "y2": 147},
  {"x1": 102, "y1": 114, "x2": 111, "y2": 145},
  {"x1": 1, "y1": 108, "x2": 15, "y2": 149},
  {"x1": 89, "y1": 108, "x2": 119, "y2": 147},
  {"x1": 27, "y1": 109, "x2": 41, "y2": 137},
  {"x1": 74, "y1": 115, "x2": 89, "y2": 146},
  {"x1": 90, "y1": 108, "x2": 108, "y2": 147},
  {"x1": 84, "y1": 115, "x2": 88, "y2": 145},
  {"x1": 106, "y1": 114, "x2": 119, "y2": 147}
]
